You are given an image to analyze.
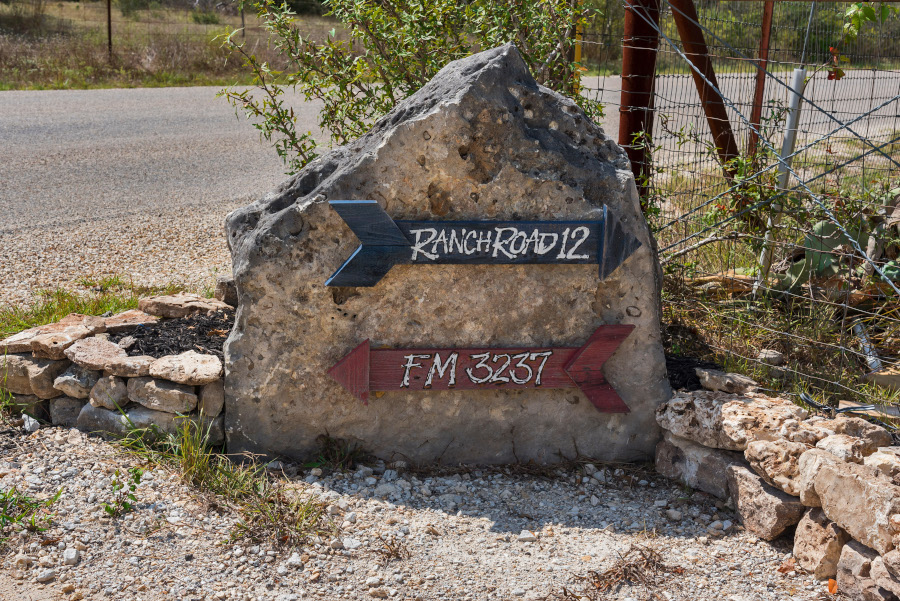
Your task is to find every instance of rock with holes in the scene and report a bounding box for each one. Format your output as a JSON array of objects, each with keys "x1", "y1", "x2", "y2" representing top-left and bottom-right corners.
[
  {"x1": 793, "y1": 508, "x2": 851, "y2": 580},
  {"x1": 816, "y1": 434, "x2": 868, "y2": 464},
  {"x1": 744, "y1": 438, "x2": 808, "y2": 496},
  {"x1": 138, "y1": 293, "x2": 230, "y2": 319},
  {"x1": 866, "y1": 448, "x2": 900, "y2": 480},
  {"x1": 655, "y1": 390, "x2": 807, "y2": 451},
  {"x1": 223, "y1": 44, "x2": 670, "y2": 464}
]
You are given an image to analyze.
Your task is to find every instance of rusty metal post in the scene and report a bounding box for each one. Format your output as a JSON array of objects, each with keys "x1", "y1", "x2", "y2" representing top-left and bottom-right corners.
[
  {"x1": 747, "y1": 0, "x2": 775, "y2": 159},
  {"x1": 618, "y1": 0, "x2": 660, "y2": 199},
  {"x1": 669, "y1": 0, "x2": 739, "y2": 172}
]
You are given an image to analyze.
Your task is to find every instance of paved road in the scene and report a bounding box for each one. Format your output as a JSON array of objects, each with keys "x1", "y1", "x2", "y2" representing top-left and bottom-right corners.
[{"x1": 0, "y1": 86, "x2": 325, "y2": 233}]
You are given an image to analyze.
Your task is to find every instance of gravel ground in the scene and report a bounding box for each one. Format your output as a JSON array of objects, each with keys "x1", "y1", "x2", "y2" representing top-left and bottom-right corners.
[
  {"x1": 0, "y1": 87, "x2": 323, "y2": 306},
  {"x1": 0, "y1": 425, "x2": 840, "y2": 601}
]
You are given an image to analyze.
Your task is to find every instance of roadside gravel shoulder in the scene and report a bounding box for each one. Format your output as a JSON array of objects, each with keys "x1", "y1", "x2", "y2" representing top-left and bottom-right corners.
[{"x1": 0, "y1": 425, "x2": 836, "y2": 601}]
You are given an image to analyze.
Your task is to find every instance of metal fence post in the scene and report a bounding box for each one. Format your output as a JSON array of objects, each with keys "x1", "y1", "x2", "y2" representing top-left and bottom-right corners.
[
  {"x1": 618, "y1": 0, "x2": 660, "y2": 199},
  {"x1": 756, "y1": 67, "x2": 808, "y2": 289},
  {"x1": 107, "y1": 0, "x2": 112, "y2": 57}
]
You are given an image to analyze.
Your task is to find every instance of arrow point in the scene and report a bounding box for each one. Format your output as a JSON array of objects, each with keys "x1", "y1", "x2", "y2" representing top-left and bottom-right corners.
[
  {"x1": 564, "y1": 325, "x2": 635, "y2": 413},
  {"x1": 599, "y1": 207, "x2": 642, "y2": 280},
  {"x1": 328, "y1": 340, "x2": 371, "y2": 403}
]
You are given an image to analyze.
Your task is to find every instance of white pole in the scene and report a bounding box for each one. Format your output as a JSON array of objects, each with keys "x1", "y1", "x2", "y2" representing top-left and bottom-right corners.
[{"x1": 755, "y1": 67, "x2": 807, "y2": 290}]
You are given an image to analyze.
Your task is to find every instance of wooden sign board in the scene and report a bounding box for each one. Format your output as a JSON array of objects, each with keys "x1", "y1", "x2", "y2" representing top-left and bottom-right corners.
[
  {"x1": 325, "y1": 200, "x2": 641, "y2": 287},
  {"x1": 328, "y1": 325, "x2": 635, "y2": 413}
]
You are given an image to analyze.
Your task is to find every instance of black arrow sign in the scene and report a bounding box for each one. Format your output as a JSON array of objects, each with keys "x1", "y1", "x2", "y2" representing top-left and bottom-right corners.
[{"x1": 325, "y1": 200, "x2": 641, "y2": 287}]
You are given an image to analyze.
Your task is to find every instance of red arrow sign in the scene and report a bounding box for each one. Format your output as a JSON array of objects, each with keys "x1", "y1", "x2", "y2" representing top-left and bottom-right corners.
[{"x1": 328, "y1": 325, "x2": 634, "y2": 413}]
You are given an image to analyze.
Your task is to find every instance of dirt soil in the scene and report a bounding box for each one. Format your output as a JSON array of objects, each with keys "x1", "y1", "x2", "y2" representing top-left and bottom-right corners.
[{"x1": 0, "y1": 425, "x2": 841, "y2": 601}]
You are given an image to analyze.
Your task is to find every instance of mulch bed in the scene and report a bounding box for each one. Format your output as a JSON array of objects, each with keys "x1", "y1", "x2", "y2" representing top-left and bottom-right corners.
[
  {"x1": 666, "y1": 354, "x2": 721, "y2": 391},
  {"x1": 110, "y1": 309, "x2": 235, "y2": 359}
]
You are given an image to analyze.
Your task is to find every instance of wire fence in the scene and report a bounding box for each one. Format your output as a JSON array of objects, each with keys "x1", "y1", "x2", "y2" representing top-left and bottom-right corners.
[{"x1": 582, "y1": 1, "x2": 900, "y2": 417}]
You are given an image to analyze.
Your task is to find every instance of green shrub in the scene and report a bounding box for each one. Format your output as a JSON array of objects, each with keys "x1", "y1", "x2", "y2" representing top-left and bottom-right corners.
[
  {"x1": 191, "y1": 10, "x2": 220, "y2": 25},
  {"x1": 222, "y1": 0, "x2": 602, "y2": 174}
]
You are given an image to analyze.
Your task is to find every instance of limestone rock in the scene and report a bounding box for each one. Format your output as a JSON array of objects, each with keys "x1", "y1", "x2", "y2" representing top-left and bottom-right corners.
[
  {"x1": 30, "y1": 326, "x2": 95, "y2": 360},
  {"x1": 805, "y1": 448, "x2": 900, "y2": 555},
  {"x1": 64, "y1": 337, "x2": 127, "y2": 371},
  {"x1": 0, "y1": 314, "x2": 103, "y2": 354},
  {"x1": 757, "y1": 349, "x2": 785, "y2": 366},
  {"x1": 127, "y1": 377, "x2": 198, "y2": 414},
  {"x1": 817, "y1": 433, "x2": 868, "y2": 464},
  {"x1": 884, "y1": 549, "x2": 900, "y2": 579},
  {"x1": 103, "y1": 309, "x2": 158, "y2": 334},
  {"x1": 695, "y1": 368, "x2": 758, "y2": 394},
  {"x1": 655, "y1": 390, "x2": 807, "y2": 451},
  {"x1": 867, "y1": 448, "x2": 900, "y2": 480},
  {"x1": 126, "y1": 406, "x2": 224, "y2": 446},
  {"x1": 793, "y1": 508, "x2": 851, "y2": 579},
  {"x1": 873, "y1": 557, "x2": 900, "y2": 597},
  {"x1": 0, "y1": 353, "x2": 35, "y2": 394},
  {"x1": 199, "y1": 379, "x2": 225, "y2": 417},
  {"x1": 149, "y1": 351, "x2": 222, "y2": 386},
  {"x1": 104, "y1": 355, "x2": 154, "y2": 378},
  {"x1": 778, "y1": 417, "x2": 835, "y2": 445},
  {"x1": 837, "y1": 541, "x2": 897, "y2": 601},
  {"x1": 214, "y1": 275, "x2": 238, "y2": 306},
  {"x1": 744, "y1": 438, "x2": 808, "y2": 496},
  {"x1": 823, "y1": 416, "x2": 893, "y2": 454},
  {"x1": 223, "y1": 43, "x2": 670, "y2": 464},
  {"x1": 89, "y1": 375, "x2": 128, "y2": 410},
  {"x1": 52, "y1": 365, "x2": 100, "y2": 399},
  {"x1": 49, "y1": 397, "x2": 86, "y2": 428},
  {"x1": 76, "y1": 403, "x2": 128, "y2": 436},
  {"x1": 726, "y1": 464, "x2": 804, "y2": 540},
  {"x1": 655, "y1": 430, "x2": 745, "y2": 499},
  {"x1": 138, "y1": 293, "x2": 230, "y2": 319}
]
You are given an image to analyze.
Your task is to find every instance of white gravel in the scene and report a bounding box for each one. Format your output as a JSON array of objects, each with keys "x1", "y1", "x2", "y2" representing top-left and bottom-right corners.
[{"x1": 0, "y1": 425, "x2": 837, "y2": 601}]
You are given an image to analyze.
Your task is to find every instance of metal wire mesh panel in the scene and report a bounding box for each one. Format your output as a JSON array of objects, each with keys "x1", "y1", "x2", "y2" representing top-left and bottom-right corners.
[{"x1": 582, "y1": 1, "x2": 900, "y2": 416}]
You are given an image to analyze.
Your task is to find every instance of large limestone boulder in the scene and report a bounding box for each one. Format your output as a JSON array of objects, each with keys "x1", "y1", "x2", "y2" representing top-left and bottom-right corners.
[
  {"x1": 837, "y1": 541, "x2": 898, "y2": 601},
  {"x1": 655, "y1": 430, "x2": 745, "y2": 499},
  {"x1": 223, "y1": 44, "x2": 670, "y2": 464},
  {"x1": 655, "y1": 390, "x2": 807, "y2": 451}
]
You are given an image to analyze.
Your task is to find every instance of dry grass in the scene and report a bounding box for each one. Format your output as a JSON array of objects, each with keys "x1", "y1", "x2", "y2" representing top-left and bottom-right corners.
[{"x1": 0, "y1": 0, "x2": 342, "y2": 89}]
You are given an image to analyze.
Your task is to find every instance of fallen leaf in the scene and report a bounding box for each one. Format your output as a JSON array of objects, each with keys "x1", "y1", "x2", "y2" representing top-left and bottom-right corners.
[
  {"x1": 777, "y1": 557, "x2": 797, "y2": 574},
  {"x1": 425, "y1": 526, "x2": 441, "y2": 536},
  {"x1": 828, "y1": 578, "x2": 838, "y2": 594}
]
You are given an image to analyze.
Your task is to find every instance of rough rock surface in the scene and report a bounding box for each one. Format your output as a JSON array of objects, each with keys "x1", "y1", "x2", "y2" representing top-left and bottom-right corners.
[
  {"x1": 884, "y1": 549, "x2": 900, "y2": 578},
  {"x1": 64, "y1": 337, "x2": 127, "y2": 371},
  {"x1": 199, "y1": 379, "x2": 225, "y2": 417},
  {"x1": 103, "y1": 309, "x2": 158, "y2": 333},
  {"x1": 778, "y1": 417, "x2": 835, "y2": 445},
  {"x1": 823, "y1": 416, "x2": 894, "y2": 454},
  {"x1": 127, "y1": 377, "x2": 198, "y2": 414},
  {"x1": 104, "y1": 354, "x2": 155, "y2": 378},
  {"x1": 726, "y1": 465, "x2": 804, "y2": 541},
  {"x1": 837, "y1": 540, "x2": 896, "y2": 601},
  {"x1": 138, "y1": 292, "x2": 230, "y2": 319},
  {"x1": 793, "y1": 508, "x2": 851, "y2": 580},
  {"x1": 806, "y1": 449, "x2": 900, "y2": 555},
  {"x1": 654, "y1": 431, "x2": 745, "y2": 499},
  {"x1": 30, "y1": 323, "x2": 99, "y2": 360},
  {"x1": 655, "y1": 391, "x2": 807, "y2": 451},
  {"x1": 0, "y1": 314, "x2": 102, "y2": 354},
  {"x1": 127, "y1": 405, "x2": 224, "y2": 445},
  {"x1": 867, "y1": 448, "x2": 900, "y2": 480},
  {"x1": 49, "y1": 397, "x2": 86, "y2": 428},
  {"x1": 694, "y1": 368, "x2": 758, "y2": 394},
  {"x1": 816, "y1": 433, "x2": 868, "y2": 464},
  {"x1": 0, "y1": 353, "x2": 37, "y2": 394},
  {"x1": 214, "y1": 275, "x2": 238, "y2": 306},
  {"x1": 744, "y1": 438, "x2": 808, "y2": 496},
  {"x1": 10, "y1": 394, "x2": 49, "y2": 420},
  {"x1": 872, "y1": 556, "x2": 900, "y2": 597},
  {"x1": 149, "y1": 351, "x2": 222, "y2": 386},
  {"x1": 76, "y1": 403, "x2": 128, "y2": 434},
  {"x1": 52, "y1": 364, "x2": 100, "y2": 399},
  {"x1": 223, "y1": 44, "x2": 670, "y2": 464},
  {"x1": 2, "y1": 354, "x2": 71, "y2": 400},
  {"x1": 88, "y1": 375, "x2": 129, "y2": 410}
]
